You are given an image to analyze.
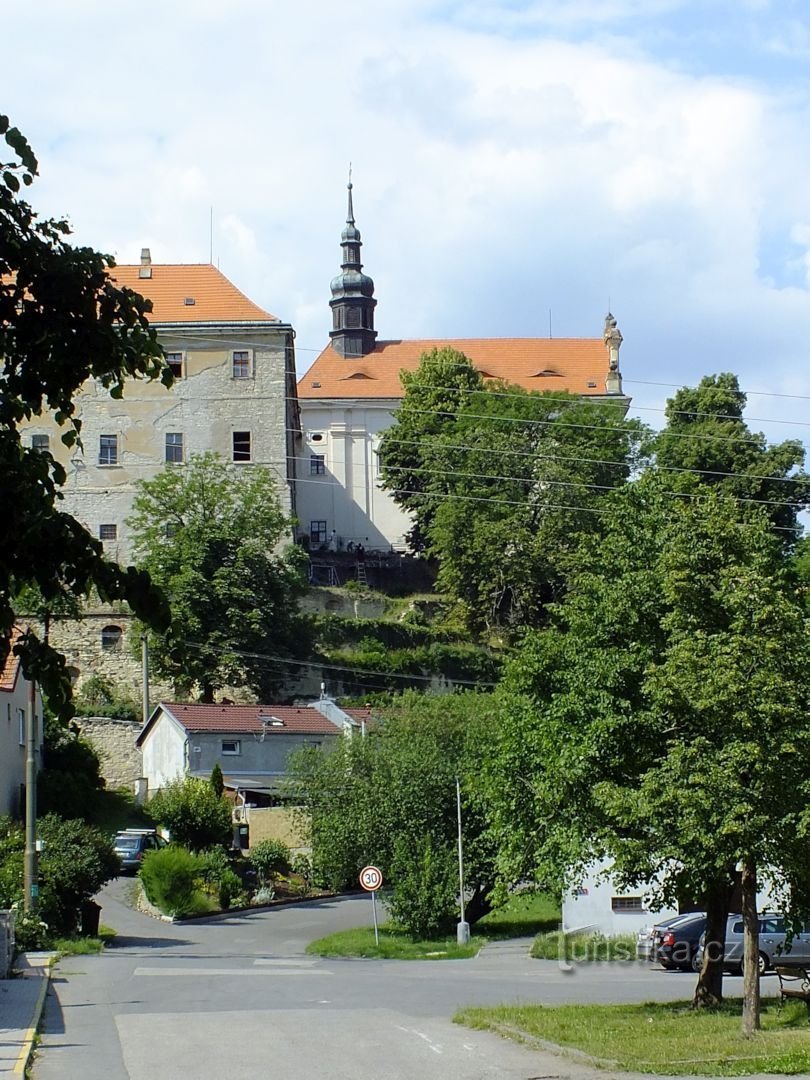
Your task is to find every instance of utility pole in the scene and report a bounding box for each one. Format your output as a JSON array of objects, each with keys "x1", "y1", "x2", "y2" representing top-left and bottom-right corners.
[
  {"x1": 456, "y1": 777, "x2": 470, "y2": 945},
  {"x1": 23, "y1": 676, "x2": 38, "y2": 913},
  {"x1": 141, "y1": 635, "x2": 150, "y2": 726}
]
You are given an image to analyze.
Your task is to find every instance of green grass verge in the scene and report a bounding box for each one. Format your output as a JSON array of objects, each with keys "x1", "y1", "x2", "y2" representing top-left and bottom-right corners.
[
  {"x1": 456, "y1": 999, "x2": 810, "y2": 1076},
  {"x1": 531, "y1": 930, "x2": 638, "y2": 961},
  {"x1": 306, "y1": 924, "x2": 483, "y2": 959},
  {"x1": 307, "y1": 891, "x2": 561, "y2": 960},
  {"x1": 50, "y1": 924, "x2": 117, "y2": 957}
]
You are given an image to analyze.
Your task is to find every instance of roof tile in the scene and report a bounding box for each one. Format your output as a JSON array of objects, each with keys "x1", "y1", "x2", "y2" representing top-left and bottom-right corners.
[
  {"x1": 298, "y1": 338, "x2": 616, "y2": 399},
  {"x1": 109, "y1": 264, "x2": 277, "y2": 324}
]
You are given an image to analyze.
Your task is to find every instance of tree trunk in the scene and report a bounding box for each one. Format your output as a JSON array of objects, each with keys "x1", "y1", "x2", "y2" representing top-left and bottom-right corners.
[
  {"x1": 741, "y1": 857, "x2": 761, "y2": 1036},
  {"x1": 693, "y1": 875, "x2": 734, "y2": 1007}
]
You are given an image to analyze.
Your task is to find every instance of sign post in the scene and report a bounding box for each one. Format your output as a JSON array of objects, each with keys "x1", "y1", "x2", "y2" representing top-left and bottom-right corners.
[{"x1": 359, "y1": 865, "x2": 383, "y2": 945}]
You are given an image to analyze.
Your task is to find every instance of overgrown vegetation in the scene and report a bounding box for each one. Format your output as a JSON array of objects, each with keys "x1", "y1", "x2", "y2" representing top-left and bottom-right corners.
[{"x1": 146, "y1": 777, "x2": 232, "y2": 851}]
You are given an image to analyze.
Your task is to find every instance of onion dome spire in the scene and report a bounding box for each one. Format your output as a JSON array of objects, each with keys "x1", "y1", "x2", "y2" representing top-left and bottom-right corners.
[{"x1": 329, "y1": 171, "x2": 377, "y2": 358}]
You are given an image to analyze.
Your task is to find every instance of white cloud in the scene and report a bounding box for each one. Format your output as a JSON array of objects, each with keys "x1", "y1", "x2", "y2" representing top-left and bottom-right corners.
[{"x1": 3, "y1": 0, "x2": 810, "y2": 445}]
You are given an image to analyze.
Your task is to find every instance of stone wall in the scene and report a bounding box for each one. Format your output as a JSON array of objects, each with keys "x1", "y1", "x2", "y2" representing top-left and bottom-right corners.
[{"x1": 73, "y1": 715, "x2": 143, "y2": 790}]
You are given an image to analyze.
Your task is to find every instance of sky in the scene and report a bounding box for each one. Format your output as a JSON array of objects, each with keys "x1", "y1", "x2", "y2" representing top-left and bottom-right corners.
[{"x1": 6, "y1": 0, "x2": 810, "y2": 444}]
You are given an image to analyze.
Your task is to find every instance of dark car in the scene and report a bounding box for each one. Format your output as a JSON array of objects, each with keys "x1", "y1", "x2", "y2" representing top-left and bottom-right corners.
[
  {"x1": 113, "y1": 829, "x2": 165, "y2": 874},
  {"x1": 637, "y1": 913, "x2": 694, "y2": 963},
  {"x1": 656, "y1": 911, "x2": 707, "y2": 972}
]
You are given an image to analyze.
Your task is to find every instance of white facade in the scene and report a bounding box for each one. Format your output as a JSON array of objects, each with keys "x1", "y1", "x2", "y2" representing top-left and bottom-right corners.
[
  {"x1": 0, "y1": 648, "x2": 43, "y2": 819},
  {"x1": 139, "y1": 709, "x2": 188, "y2": 792},
  {"x1": 563, "y1": 859, "x2": 779, "y2": 938},
  {"x1": 296, "y1": 397, "x2": 411, "y2": 551}
]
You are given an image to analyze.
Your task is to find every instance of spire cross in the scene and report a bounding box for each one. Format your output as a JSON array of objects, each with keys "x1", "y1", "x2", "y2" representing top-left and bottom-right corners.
[{"x1": 347, "y1": 163, "x2": 354, "y2": 223}]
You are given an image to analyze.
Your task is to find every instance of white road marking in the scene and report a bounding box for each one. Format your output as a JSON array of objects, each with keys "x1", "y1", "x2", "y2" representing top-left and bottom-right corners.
[
  {"x1": 133, "y1": 967, "x2": 332, "y2": 976},
  {"x1": 395, "y1": 1024, "x2": 443, "y2": 1054}
]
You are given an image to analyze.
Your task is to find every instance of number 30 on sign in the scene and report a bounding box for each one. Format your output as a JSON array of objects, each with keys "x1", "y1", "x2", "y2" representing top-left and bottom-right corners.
[{"x1": 359, "y1": 865, "x2": 382, "y2": 891}]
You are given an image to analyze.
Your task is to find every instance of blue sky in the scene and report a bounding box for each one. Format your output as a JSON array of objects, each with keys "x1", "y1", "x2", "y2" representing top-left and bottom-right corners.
[{"x1": 5, "y1": 0, "x2": 810, "y2": 444}]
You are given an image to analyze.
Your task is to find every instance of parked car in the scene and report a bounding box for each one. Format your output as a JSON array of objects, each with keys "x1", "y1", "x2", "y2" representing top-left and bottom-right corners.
[
  {"x1": 656, "y1": 912, "x2": 707, "y2": 972},
  {"x1": 636, "y1": 913, "x2": 701, "y2": 964},
  {"x1": 113, "y1": 828, "x2": 166, "y2": 874},
  {"x1": 698, "y1": 914, "x2": 810, "y2": 975}
]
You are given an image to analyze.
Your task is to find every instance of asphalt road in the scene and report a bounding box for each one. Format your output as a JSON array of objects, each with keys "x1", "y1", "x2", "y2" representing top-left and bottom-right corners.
[{"x1": 32, "y1": 881, "x2": 767, "y2": 1080}]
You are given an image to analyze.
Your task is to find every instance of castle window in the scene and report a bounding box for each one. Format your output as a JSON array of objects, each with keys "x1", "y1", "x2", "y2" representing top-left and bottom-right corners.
[
  {"x1": 99, "y1": 524, "x2": 117, "y2": 541},
  {"x1": 99, "y1": 434, "x2": 118, "y2": 466},
  {"x1": 101, "y1": 625, "x2": 123, "y2": 651},
  {"x1": 166, "y1": 352, "x2": 184, "y2": 378},
  {"x1": 346, "y1": 308, "x2": 361, "y2": 329},
  {"x1": 165, "y1": 432, "x2": 184, "y2": 463},
  {"x1": 31, "y1": 434, "x2": 50, "y2": 452},
  {"x1": 310, "y1": 455, "x2": 325, "y2": 475},
  {"x1": 232, "y1": 351, "x2": 252, "y2": 379},
  {"x1": 232, "y1": 431, "x2": 252, "y2": 462}
]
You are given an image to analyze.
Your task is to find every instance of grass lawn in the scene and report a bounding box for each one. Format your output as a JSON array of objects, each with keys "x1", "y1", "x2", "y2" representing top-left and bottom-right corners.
[
  {"x1": 531, "y1": 930, "x2": 638, "y2": 961},
  {"x1": 455, "y1": 999, "x2": 810, "y2": 1076},
  {"x1": 306, "y1": 891, "x2": 561, "y2": 960}
]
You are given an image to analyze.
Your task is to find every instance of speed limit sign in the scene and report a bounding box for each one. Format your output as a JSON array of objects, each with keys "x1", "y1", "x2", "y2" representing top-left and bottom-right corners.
[{"x1": 359, "y1": 865, "x2": 383, "y2": 891}]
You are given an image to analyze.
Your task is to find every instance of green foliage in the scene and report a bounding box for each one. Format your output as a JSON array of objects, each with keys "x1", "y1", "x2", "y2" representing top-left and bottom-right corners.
[
  {"x1": 249, "y1": 838, "x2": 291, "y2": 885},
  {"x1": 37, "y1": 815, "x2": 120, "y2": 937},
  {"x1": 139, "y1": 845, "x2": 207, "y2": 918},
  {"x1": 290, "y1": 852, "x2": 313, "y2": 894},
  {"x1": 73, "y1": 674, "x2": 139, "y2": 722},
  {"x1": 379, "y1": 347, "x2": 646, "y2": 635},
  {"x1": 128, "y1": 452, "x2": 313, "y2": 701},
  {"x1": 530, "y1": 931, "x2": 636, "y2": 961},
  {"x1": 294, "y1": 691, "x2": 498, "y2": 935},
  {"x1": 146, "y1": 777, "x2": 232, "y2": 851},
  {"x1": 0, "y1": 117, "x2": 171, "y2": 716},
  {"x1": 388, "y1": 834, "x2": 458, "y2": 939},
  {"x1": 14, "y1": 911, "x2": 50, "y2": 951},
  {"x1": 38, "y1": 713, "x2": 106, "y2": 820},
  {"x1": 209, "y1": 763, "x2": 224, "y2": 798},
  {"x1": 324, "y1": 641, "x2": 502, "y2": 692},
  {"x1": 196, "y1": 846, "x2": 241, "y2": 910}
]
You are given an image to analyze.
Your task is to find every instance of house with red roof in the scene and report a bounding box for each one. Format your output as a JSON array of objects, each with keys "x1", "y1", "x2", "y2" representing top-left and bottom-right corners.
[
  {"x1": 296, "y1": 183, "x2": 630, "y2": 551},
  {"x1": 0, "y1": 630, "x2": 44, "y2": 817},
  {"x1": 135, "y1": 698, "x2": 372, "y2": 801}
]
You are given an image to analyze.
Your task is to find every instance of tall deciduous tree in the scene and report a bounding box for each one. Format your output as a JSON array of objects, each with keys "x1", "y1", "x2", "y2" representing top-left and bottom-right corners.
[
  {"x1": 0, "y1": 117, "x2": 171, "y2": 714},
  {"x1": 293, "y1": 691, "x2": 498, "y2": 937},
  {"x1": 128, "y1": 453, "x2": 312, "y2": 702},
  {"x1": 486, "y1": 477, "x2": 810, "y2": 1029}
]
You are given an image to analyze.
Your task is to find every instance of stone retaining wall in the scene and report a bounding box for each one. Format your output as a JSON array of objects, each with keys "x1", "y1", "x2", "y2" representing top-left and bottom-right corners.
[{"x1": 72, "y1": 716, "x2": 142, "y2": 790}]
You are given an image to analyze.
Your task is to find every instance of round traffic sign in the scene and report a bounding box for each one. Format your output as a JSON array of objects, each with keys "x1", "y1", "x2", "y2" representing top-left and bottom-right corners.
[{"x1": 359, "y1": 865, "x2": 383, "y2": 891}]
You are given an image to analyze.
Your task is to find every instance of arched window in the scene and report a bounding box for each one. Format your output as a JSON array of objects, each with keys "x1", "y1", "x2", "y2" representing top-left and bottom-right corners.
[{"x1": 101, "y1": 625, "x2": 123, "y2": 651}]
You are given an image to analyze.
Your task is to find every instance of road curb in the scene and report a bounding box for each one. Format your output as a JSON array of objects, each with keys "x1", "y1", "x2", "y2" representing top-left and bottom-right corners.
[{"x1": 12, "y1": 964, "x2": 50, "y2": 1076}]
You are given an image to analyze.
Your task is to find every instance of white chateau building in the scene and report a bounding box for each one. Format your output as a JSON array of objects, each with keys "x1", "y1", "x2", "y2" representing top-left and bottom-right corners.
[{"x1": 296, "y1": 185, "x2": 630, "y2": 551}]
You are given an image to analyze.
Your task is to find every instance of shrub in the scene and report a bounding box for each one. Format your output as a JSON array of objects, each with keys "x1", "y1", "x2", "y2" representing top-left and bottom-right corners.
[
  {"x1": 388, "y1": 835, "x2": 458, "y2": 940},
  {"x1": 291, "y1": 853, "x2": 313, "y2": 895},
  {"x1": 73, "y1": 674, "x2": 140, "y2": 722},
  {"x1": 209, "y1": 763, "x2": 224, "y2": 798},
  {"x1": 37, "y1": 815, "x2": 120, "y2": 937},
  {"x1": 38, "y1": 715, "x2": 106, "y2": 821},
  {"x1": 196, "y1": 847, "x2": 242, "y2": 910},
  {"x1": 249, "y1": 839, "x2": 291, "y2": 886},
  {"x1": 14, "y1": 909, "x2": 49, "y2": 951},
  {"x1": 139, "y1": 845, "x2": 206, "y2": 917},
  {"x1": 146, "y1": 777, "x2": 232, "y2": 851}
]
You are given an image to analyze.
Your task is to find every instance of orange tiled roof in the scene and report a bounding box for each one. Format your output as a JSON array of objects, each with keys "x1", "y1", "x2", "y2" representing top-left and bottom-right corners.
[
  {"x1": 297, "y1": 338, "x2": 614, "y2": 399},
  {"x1": 0, "y1": 628, "x2": 21, "y2": 693},
  {"x1": 108, "y1": 263, "x2": 277, "y2": 323}
]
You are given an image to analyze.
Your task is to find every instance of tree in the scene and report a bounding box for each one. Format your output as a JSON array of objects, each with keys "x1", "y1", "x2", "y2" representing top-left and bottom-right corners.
[
  {"x1": 128, "y1": 453, "x2": 313, "y2": 702},
  {"x1": 293, "y1": 691, "x2": 498, "y2": 937},
  {"x1": 486, "y1": 477, "x2": 810, "y2": 1029},
  {"x1": 0, "y1": 116, "x2": 170, "y2": 714},
  {"x1": 209, "y1": 762, "x2": 224, "y2": 799},
  {"x1": 378, "y1": 348, "x2": 646, "y2": 634},
  {"x1": 146, "y1": 777, "x2": 232, "y2": 851},
  {"x1": 378, "y1": 348, "x2": 484, "y2": 550}
]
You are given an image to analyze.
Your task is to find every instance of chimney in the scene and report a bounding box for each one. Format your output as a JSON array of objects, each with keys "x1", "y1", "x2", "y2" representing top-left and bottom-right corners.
[{"x1": 139, "y1": 248, "x2": 152, "y2": 279}]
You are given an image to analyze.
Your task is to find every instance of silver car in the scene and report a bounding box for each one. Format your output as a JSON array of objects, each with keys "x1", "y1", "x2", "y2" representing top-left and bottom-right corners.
[{"x1": 703, "y1": 914, "x2": 810, "y2": 975}]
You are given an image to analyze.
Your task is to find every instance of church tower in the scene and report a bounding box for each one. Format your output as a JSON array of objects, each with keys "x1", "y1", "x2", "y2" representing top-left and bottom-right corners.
[{"x1": 329, "y1": 179, "x2": 377, "y2": 358}]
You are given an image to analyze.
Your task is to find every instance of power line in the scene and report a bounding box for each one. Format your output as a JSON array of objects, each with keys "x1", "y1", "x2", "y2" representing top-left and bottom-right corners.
[{"x1": 175, "y1": 638, "x2": 498, "y2": 688}]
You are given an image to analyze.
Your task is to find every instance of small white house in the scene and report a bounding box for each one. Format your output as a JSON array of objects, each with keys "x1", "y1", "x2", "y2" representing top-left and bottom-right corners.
[
  {"x1": 135, "y1": 699, "x2": 370, "y2": 797},
  {"x1": 0, "y1": 629, "x2": 43, "y2": 818},
  {"x1": 563, "y1": 858, "x2": 778, "y2": 938}
]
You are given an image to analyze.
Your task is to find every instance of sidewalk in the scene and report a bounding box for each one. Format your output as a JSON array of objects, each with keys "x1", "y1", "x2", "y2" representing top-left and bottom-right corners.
[{"x1": 0, "y1": 954, "x2": 53, "y2": 1076}]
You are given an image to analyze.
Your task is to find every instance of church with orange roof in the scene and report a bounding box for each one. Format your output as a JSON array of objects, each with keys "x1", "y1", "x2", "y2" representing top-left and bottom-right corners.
[{"x1": 296, "y1": 186, "x2": 630, "y2": 551}]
